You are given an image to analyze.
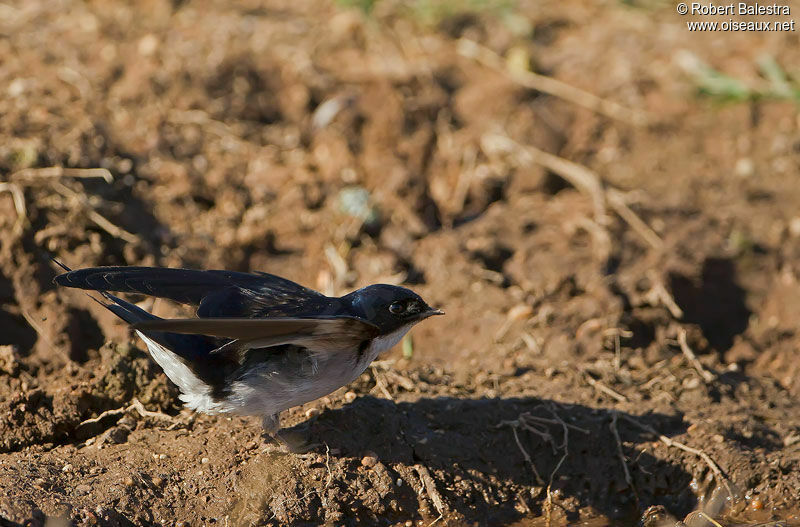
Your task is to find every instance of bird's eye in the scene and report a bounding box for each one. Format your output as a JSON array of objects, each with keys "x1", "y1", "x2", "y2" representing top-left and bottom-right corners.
[{"x1": 389, "y1": 301, "x2": 404, "y2": 314}]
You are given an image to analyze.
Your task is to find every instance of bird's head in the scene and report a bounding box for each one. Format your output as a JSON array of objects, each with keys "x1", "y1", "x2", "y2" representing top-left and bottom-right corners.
[{"x1": 343, "y1": 284, "x2": 443, "y2": 334}]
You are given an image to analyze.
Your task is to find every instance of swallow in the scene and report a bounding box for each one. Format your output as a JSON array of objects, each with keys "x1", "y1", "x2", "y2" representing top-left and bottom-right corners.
[{"x1": 53, "y1": 262, "x2": 442, "y2": 449}]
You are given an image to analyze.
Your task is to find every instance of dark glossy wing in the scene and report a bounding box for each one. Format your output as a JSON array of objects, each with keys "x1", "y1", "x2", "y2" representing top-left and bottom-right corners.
[
  {"x1": 134, "y1": 316, "x2": 379, "y2": 353},
  {"x1": 54, "y1": 266, "x2": 338, "y2": 318}
]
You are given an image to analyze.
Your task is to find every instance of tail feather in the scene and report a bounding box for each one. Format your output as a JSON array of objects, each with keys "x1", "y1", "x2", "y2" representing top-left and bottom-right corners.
[{"x1": 86, "y1": 288, "x2": 220, "y2": 361}]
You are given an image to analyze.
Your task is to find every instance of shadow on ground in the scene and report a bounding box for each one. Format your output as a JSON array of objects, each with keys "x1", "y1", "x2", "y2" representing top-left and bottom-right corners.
[{"x1": 244, "y1": 396, "x2": 695, "y2": 525}]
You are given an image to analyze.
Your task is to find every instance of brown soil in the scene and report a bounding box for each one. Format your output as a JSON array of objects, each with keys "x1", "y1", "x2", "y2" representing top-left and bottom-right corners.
[{"x1": 1, "y1": 0, "x2": 800, "y2": 525}]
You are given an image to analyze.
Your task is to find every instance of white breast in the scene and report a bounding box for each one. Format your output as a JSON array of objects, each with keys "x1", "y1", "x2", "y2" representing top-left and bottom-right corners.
[
  {"x1": 358, "y1": 323, "x2": 414, "y2": 367},
  {"x1": 229, "y1": 324, "x2": 415, "y2": 416},
  {"x1": 135, "y1": 323, "x2": 415, "y2": 418}
]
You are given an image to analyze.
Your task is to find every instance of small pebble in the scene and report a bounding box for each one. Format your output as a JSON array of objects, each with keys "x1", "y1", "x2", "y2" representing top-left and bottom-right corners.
[
  {"x1": 62, "y1": 464, "x2": 73, "y2": 473},
  {"x1": 506, "y1": 304, "x2": 533, "y2": 321},
  {"x1": 137, "y1": 34, "x2": 159, "y2": 56},
  {"x1": 682, "y1": 377, "x2": 701, "y2": 390},
  {"x1": 123, "y1": 476, "x2": 135, "y2": 487},
  {"x1": 750, "y1": 498, "x2": 764, "y2": 510},
  {"x1": 152, "y1": 476, "x2": 164, "y2": 487},
  {"x1": 201, "y1": 457, "x2": 210, "y2": 464},
  {"x1": 360, "y1": 451, "x2": 378, "y2": 468},
  {"x1": 712, "y1": 434, "x2": 724, "y2": 443},
  {"x1": 305, "y1": 407, "x2": 320, "y2": 419},
  {"x1": 734, "y1": 157, "x2": 754, "y2": 178},
  {"x1": 789, "y1": 217, "x2": 800, "y2": 238},
  {"x1": 74, "y1": 483, "x2": 92, "y2": 496},
  {"x1": 344, "y1": 391, "x2": 357, "y2": 403}
]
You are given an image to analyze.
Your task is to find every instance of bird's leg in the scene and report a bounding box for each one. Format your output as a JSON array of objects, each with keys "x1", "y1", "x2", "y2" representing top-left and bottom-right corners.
[
  {"x1": 261, "y1": 413, "x2": 281, "y2": 439},
  {"x1": 260, "y1": 412, "x2": 319, "y2": 454}
]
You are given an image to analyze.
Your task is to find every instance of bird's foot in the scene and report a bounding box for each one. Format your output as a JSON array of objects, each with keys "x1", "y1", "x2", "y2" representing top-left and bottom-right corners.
[{"x1": 261, "y1": 429, "x2": 320, "y2": 455}]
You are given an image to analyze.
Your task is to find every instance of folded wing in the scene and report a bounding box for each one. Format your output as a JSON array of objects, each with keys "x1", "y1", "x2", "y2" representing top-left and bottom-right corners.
[
  {"x1": 54, "y1": 266, "x2": 339, "y2": 318},
  {"x1": 134, "y1": 316, "x2": 379, "y2": 355}
]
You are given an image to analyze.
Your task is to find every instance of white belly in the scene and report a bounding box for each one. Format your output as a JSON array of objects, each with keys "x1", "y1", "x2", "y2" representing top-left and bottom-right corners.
[
  {"x1": 135, "y1": 324, "x2": 413, "y2": 417},
  {"x1": 229, "y1": 323, "x2": 414, "y2": 416}
]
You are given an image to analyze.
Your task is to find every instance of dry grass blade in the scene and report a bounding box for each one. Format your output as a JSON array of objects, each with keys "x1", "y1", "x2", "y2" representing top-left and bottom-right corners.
[
  {"x1": 457, "y1": 39, "x2": 650, "y2": 127},
  {"x1": 11, "y1": 166, "x2": 113, "y2": 183}
]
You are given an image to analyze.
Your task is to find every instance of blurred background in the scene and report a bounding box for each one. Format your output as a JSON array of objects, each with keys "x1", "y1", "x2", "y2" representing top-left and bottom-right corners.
[{"x1": 1, "y1": 0, "x2": 799, "y2": 525}]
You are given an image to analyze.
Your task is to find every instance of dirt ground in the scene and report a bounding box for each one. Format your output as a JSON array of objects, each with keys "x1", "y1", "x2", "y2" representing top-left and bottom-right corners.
[{"x1": 1, "y1": 0, "x2": 800, "y2": 525}]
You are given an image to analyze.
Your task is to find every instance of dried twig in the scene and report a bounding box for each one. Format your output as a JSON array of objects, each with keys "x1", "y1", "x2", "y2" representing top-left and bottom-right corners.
[
  {"x1": 610, "y1": 411, "x2": 639, "y2": 505},
  {"x1": 677, "y1": 328, "x2": 715, "y2": 383},
  {"x1": 78, "y1": 406, "x2": 130, "y2": 428},
  {"x1": 499, "y1": 407, "x2": 589, "y2": 515},
  {"x1": 571, "y1": 216, "x2": 612, "y2": 263},
  {"x1": 643, "y1": 273, "x2": 684, "y2": 319},
  {"x1": 481, "y1": 134, "x2": 664, "y2": 252},
  {"x1": 505, "y1": 422, "x2": 544, "y2": 484},
  {"x1": 0, "y1": 182, "x2": 27, "y2": 244},
  {"x1": 415, "y1": 465, "x2": 446, "y2": 522},
  {"x1": 582, "y1": 370, "x2": 629, "y2": 403},
  {"x1": 489, "y1": 135, "x2": 607, "y2": 221},
  {"x1": 606, "y1": 189, "x2": 664, "y2": 250},
  {"x1": 130, "y1": 398, "x2": 173, "y2": 421},
  {"x1": 457, "y1": 39, "x2": 650, "y2": 126},
  {"x1": 78, "y1": 398, "x2": 173, "y2": 431},
  {"x1": 50, "y1": 181, "x2": 139, "y2": 243},
  {"x1": 544, "y1": 406, "x2": 570, "y2": 527},
  {"x1": 370, "y1": 366, "x2": 394, "y2": 400},
  {"x1": 620, "y1": 414, "x2": 732, "y2": 498},
  {"x1": 20, "y1": 309, "x2": 57, "y2": 355}
]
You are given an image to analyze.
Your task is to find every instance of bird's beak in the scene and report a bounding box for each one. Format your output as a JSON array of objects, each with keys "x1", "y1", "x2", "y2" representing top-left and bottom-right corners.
[{"x1": 419, "y1": 307, "x2": 445, "y2": 319}]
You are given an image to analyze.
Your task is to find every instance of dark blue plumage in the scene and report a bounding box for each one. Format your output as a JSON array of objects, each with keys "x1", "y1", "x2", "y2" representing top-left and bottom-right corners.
[{"x1": 54, "y1": 262, "x2": 442, "y2": 447}]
